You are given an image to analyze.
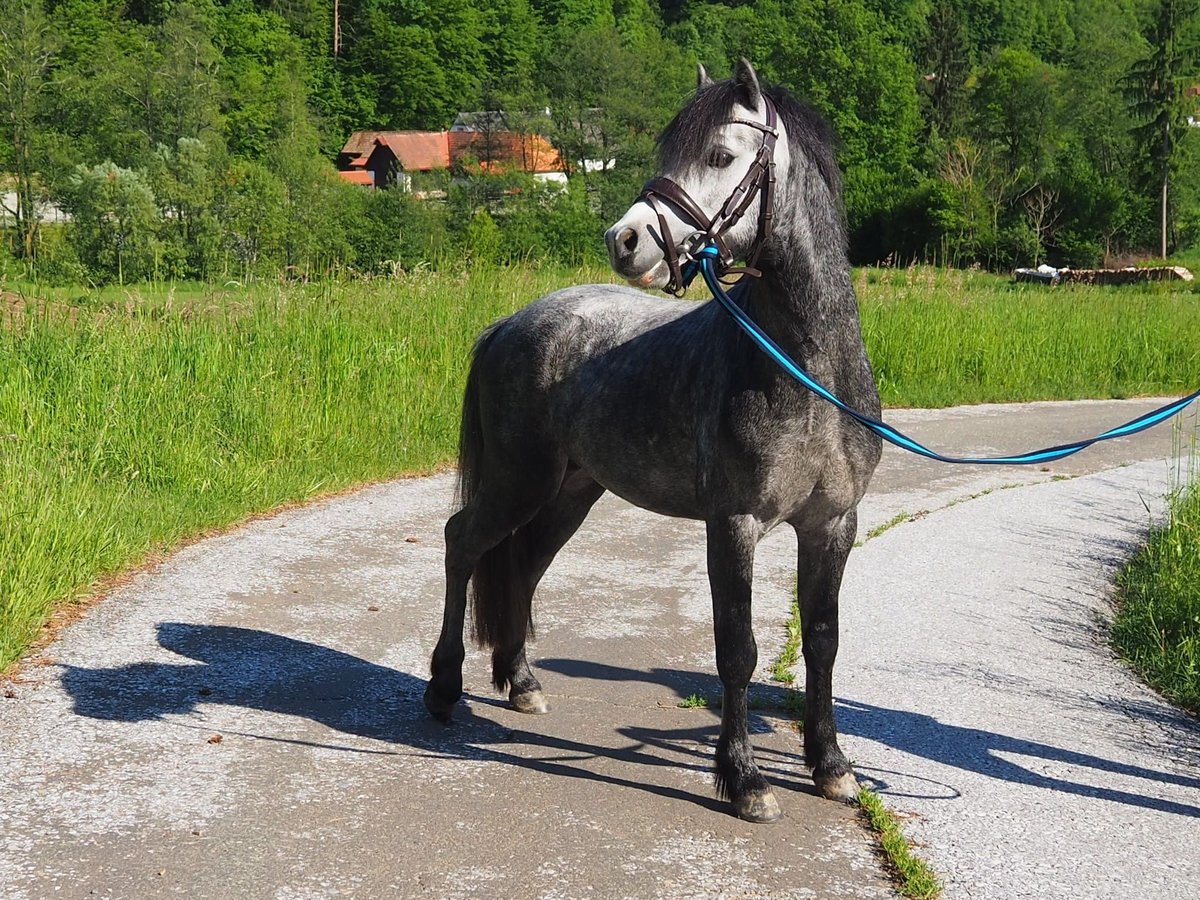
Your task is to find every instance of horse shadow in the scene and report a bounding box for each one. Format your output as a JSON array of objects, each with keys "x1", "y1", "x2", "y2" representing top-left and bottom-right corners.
[
  {"x1": 59, "y1": 623, "x2": 811, "y2": 815},
  {"x1": 60, "y1": 627, "x2": 1200, "y2": 818},
  {"x1": 539, "y1": 658, "x2": 1200, "y2": 818},
  {"x1": 833, "y1": 698, "x2": 1200, "y2": 817}
]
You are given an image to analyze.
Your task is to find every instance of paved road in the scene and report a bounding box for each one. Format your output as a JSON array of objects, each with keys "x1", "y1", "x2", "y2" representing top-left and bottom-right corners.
[{"x1": 2, "y1": 399, "x2": 1197, "y2": 899}]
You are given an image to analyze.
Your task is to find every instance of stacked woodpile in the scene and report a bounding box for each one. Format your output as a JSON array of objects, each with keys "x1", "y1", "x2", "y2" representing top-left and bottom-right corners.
[{"x1": 1015, "y1": 266, "x2": 1194, "y2": 286}]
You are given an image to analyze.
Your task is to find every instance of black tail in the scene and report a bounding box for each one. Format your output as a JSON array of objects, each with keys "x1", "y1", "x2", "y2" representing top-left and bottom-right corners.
[
  {"x1": 453, "y1": 323, "x2": 498, "y2": 511},
  {"x1": 456, "y1": 323, "x2": 534, "y2": 688}
]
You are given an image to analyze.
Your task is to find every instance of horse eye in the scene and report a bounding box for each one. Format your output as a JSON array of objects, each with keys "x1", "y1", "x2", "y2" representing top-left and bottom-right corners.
[{"x1": 708, "y1": 150, "x2": 734, "y2": 169}]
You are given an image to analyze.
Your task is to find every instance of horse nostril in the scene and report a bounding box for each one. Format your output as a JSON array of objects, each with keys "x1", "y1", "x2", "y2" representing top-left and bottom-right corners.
[{"x1": 619, "y1": 227, "x2": 638, "y2": 258}]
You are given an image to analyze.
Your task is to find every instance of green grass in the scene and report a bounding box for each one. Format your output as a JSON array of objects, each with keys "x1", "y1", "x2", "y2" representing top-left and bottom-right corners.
[
  {"x1": 1112, "y1": 475, "x2": 1200, "y2": 714},
  {"x1": 1165, "y1": 247, "x2": 1200, "y2": 272},
  {"x1": 855, "y1": 266, "x2": 1200, "y2": 408},
  {"x1": 857, "y1": 787, "x2": 943, "y2": 900},
  {"x1": 866, "y1": 511, "x2": 917, "y2": 542},
  {"x1": 769, "y1": 597, "x2": 802, "y2": 685},
  {"x1": 3, "y1": 263, "x2": 1200, "y2": 670},
  {"x1": 0, "y1": 266, "x2": 603, "y2": 669},
  {"x1": 675, "y1": 690, "x2": 783, "y2": 711}
]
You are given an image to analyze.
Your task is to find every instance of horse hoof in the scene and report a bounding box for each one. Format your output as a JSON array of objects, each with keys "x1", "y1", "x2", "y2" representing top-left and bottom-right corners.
[
  {"x1": 816, "y1": 772, "x2": 859, "y2": 803},
  {"x1": 734, "y1": 790, "x2": 782, "y2": 823},
  {"x1": 510, "y1": 689, "x2": 550, "y2": 715},
  {"x1": 423, "y1": 686, "x2": 458, "y2": 723}
]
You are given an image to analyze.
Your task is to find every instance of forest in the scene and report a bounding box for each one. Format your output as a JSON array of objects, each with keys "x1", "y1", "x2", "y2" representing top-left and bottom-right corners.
[{"x1": 1, "y1": 0, "x2": 1198, "y2": 283}]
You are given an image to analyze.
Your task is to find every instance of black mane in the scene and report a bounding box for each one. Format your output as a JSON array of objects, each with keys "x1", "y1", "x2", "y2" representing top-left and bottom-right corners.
[{"x1": 657, "y1": 80, "x2": 843, "y2": 202}]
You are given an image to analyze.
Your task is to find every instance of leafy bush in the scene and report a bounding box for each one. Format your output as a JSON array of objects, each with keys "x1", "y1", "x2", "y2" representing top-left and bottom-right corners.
[
  {"x1": 542, "y1": 178, "x2": 606, "y2": 266},
  {"x1": 462, "y1": 209, "x2": 503, "y2": 265},
  {"x1": 26, "y1": 225, "x2": 87, "y2": 285},
  {"x1": 354, "y1": 184, "x2": 452, "y2": 274},
  {"x1": 148, "y1": 138, "x2": 224, "y2": 280},
  {"x1": 213, "y1": 160, "x2": 289, "y2": 278},
  {"x1": 60, "y1": 162, "x2": 162, "y2": 284}
]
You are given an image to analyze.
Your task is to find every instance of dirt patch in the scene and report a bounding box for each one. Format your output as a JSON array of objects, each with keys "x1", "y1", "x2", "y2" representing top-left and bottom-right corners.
[{"x1": 1, "y1": 291, "x2": 85, "y2": 328}]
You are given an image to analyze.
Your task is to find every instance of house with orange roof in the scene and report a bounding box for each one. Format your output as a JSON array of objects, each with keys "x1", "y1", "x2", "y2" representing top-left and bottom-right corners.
[
  {"x1": 337, "y1": 131, "x2": 452, "y2": 189},
  {"x1": 336, "y1": 116, "x2": 568, "y2": 189}
]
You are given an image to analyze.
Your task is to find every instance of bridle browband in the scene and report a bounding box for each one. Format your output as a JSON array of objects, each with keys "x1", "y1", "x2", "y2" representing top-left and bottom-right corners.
[{"x1": 637, "y1": 93, "x2": 779, "y2": 296}]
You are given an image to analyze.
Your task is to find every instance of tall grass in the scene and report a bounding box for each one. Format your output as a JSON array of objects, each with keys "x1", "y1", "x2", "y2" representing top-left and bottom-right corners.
[
  {"x1": 0, "y1": 268, "x2": 597, "y2": 668},
  {"x1": 1112, "y1": 422, "x2": 1200, "y2": 714},
  {"x1": 856, "y1": 267, "x2": 1200, "y2": 407},
  {"x1": 2, "y1": 264, "x2": 1200, "y2": 670}
]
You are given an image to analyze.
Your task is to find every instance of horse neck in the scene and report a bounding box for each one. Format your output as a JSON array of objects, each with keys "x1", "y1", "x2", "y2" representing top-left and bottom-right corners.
[{"x1": 742, "y1": 217, "x2": 866, "y2": 374}]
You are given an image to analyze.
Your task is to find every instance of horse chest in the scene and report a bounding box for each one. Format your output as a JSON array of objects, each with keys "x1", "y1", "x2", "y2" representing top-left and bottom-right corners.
[{"x1": 704, "y1": 391, "x2": 860, "y2": 522}]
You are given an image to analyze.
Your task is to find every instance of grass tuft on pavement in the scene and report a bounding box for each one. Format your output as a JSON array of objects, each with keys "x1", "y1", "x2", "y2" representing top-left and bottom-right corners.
[
  {"x1": 772, "y1": 567, "x2": 939, "y2": 897},
  {"x1": 856, "y1": 787, "x2": 942, "y2": 900}
]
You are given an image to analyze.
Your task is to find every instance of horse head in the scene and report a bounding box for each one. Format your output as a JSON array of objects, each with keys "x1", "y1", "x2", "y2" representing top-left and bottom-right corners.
[{"x1": 605, "y1": 59, "x2": 793, "y2": 293}]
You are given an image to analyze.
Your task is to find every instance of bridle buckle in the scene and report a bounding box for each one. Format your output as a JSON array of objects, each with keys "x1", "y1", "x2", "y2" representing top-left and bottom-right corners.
[{"x1": 679, "y1": 231, "x2": 711, "y2": 264}]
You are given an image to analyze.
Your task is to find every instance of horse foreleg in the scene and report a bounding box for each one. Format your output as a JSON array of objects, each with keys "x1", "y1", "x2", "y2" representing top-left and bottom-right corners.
[
  {"x1": 707, "y1": 515, "x2": 778, "y2": 823},
  {"x1": 795, "y1": 509, "x2": 858, "y2": 802}
]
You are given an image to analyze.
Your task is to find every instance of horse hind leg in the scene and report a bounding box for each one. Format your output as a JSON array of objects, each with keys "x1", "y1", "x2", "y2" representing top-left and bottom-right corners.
[
  {"x1": 424, "y1": 504, "x2": 481, "y2": 723},
  {"x1": 489, "y1": 468, "x2": 605, "y2": 714},
  {"x1": 424, "y1": 460, "x2": 565, "y2": 723}
]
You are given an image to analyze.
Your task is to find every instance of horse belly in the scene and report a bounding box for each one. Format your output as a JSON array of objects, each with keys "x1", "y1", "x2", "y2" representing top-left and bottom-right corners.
[{"x1": 565, "y1": 426, "x2": 707, "y2": 520}]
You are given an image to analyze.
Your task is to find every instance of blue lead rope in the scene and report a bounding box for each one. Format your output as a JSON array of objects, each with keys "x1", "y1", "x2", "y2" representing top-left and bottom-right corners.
[{"x1": 689, "y1": 247, "x2": 1200, "y2": 465}]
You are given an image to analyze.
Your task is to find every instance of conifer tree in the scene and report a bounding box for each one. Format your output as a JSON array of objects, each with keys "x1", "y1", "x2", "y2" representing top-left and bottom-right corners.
[{"x1": 1123, "y1": 0, "x2": 1200, "y2": 257}]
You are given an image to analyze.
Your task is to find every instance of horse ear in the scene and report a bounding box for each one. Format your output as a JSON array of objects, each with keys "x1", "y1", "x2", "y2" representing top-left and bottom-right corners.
[
  {"x1": 733, "y1": 58, "x2": 762, "y2": 110},
  {"x1": 697, "y1": 63, "x2": 714, "y2": 89}
]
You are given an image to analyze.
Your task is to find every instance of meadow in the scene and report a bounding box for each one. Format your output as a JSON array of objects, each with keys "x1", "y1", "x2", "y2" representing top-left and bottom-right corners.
[{"x1": 2, "y1": 265, "x2": 1200, "y2": 670}]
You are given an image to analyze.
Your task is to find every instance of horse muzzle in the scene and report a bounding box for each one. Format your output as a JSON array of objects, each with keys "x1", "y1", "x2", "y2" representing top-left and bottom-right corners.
[{"x1": 604, "y1": 216, "x2": 672, "y2": 289}]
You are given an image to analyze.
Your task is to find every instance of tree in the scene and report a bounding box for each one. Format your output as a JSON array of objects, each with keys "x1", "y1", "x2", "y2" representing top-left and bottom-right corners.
[
  {"x1": 62, "y1": 162, "x2": 161, "y2": 283},
  {"x1": 971, "y1": 47, "x2": 1062, "y2": 181},
  {"x1": 919, "y1": 2, "x2": 971, "y2": 138},
  {"x1": 1022, "y1": 184, "x2": 1061, "y2": 264},
  {"x1": 352, "y1": 16, "x2": 453, "y2": 128},
  {"x1": 541, "y1": 25, "x2": 684, "y2": 176},
  {"x1": 766, "y1": 0, "x2": 922, "y2": 242},
  {"x1": 214, "y1": 159, "x2": 288, "y2": 276},
  {"x1": 1122, "y1": 0, "x2": 1200, "y2": 257},
  {"x1": 478, "y1": 0, "x2": 540, "y2": 97},
  {"x1": 0, "y1": 0, "x2": 54, "y2": 261},
  {"x1": 156, "y1": 1, "x2": 223, "y2": 149},
  {"x1": 149, "y1": 137, "x2": 223, "y2": 278},
  {"x1": 216, "y1": 2, "x2": 311, "y2": 157},
  {"x1": 266, "y1": 62, "x2": 358, "y2": 273}
]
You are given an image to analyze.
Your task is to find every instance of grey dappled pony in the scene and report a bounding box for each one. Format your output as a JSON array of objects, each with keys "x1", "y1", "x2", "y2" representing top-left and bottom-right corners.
[{"x1": 425, "y1": 59, "x2": 881, "y2": 823}]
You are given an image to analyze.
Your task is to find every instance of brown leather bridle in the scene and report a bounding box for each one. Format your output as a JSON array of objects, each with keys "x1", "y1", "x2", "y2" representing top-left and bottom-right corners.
[{"x1": 638, "y1": 94, "x2": 779, "y2": 296}]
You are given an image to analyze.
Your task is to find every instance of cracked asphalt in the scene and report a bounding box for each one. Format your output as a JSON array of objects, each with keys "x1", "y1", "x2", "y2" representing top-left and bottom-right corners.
[{"x1": 2, "y1": 398, "x2": 1198, "y2": 899}]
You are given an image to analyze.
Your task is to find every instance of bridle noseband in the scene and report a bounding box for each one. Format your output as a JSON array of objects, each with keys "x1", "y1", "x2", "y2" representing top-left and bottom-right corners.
[{"x1": 638, "y1": 94, "x2": 778, "y2": 296}]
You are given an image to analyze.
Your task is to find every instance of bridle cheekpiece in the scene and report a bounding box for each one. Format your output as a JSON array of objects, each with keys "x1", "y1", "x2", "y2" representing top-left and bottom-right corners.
[{"x1": 637, "y1": 94, "x2": 779, "y2": 296}]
